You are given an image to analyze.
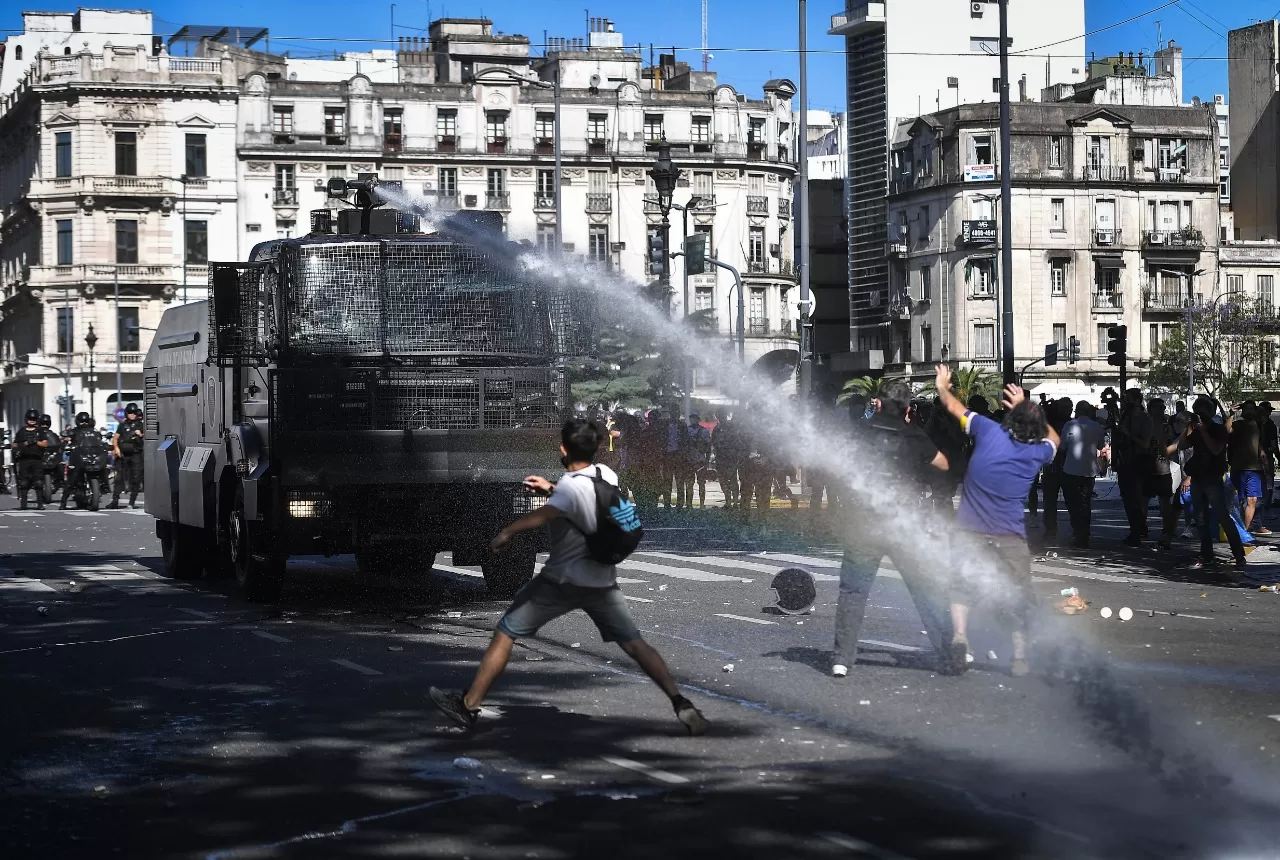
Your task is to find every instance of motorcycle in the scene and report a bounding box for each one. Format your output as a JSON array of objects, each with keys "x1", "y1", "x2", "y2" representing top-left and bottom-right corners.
[{"x1": 68, "y1": 442, "x2": 110, "y2": 511}]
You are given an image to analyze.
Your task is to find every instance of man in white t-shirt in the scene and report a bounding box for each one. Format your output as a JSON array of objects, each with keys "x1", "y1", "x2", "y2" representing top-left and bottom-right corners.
[
  {"x1": 1059, "y1": 401, "x2": 1109, "y2": 548},
  {"x1": 430, "y1": 418, "x2": 708, "y2": 736}
]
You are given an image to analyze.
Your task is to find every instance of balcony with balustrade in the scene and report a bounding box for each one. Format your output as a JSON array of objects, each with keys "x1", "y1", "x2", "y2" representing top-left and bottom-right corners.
[
  {"x1": 1142, "y1": 228, "x2": 1205, "y2": 251},
  {"x1": 534, "y1": 194, "x2": 556, "y2": 211},
  {"x1": 26, "y1": 263, "x2": 184, "y2": 288},
  {"x1": 1092, "y1": 289, "x2": 1123, "y2": 312},
  {"x1": 1091, "y1": 228, "x2": 1124, "y2": 248},
  {"x1": 1081, "y1": 165, "x2": 1129, "y2": 182},
  {"x1": 274, "y1": 187, "x2": 298, "y2": 206},
  {"x1": 485, "y1": 193, "x2": 511, "y2": 211},
  {"x1": 1143, "y1": 288, "x2": 1191, "y2": 312},
  {"x1": 746, "y1": 196, "x2": 769, "y2": 215},
  {"x1": 778, "y1": 198, "x2": 792, "y2": 219},
  {"x1": 585, "y1": 194, "x2": 612, "y2": 214}
]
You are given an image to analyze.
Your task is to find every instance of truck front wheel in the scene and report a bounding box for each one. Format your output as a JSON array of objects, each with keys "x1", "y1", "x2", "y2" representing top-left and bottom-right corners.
[
  {"x1": 230, "y1": 486, "x2": 284, "y2": 603},
  {"x1": 481, "y1": 548, "x2": 536, "y2": 598}
]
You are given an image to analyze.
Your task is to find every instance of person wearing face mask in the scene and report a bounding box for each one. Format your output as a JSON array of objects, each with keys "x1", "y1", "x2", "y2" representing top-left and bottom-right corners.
[
  {"x1": 1179, "y1": 396, "x2": 1247, "y2": 570},
  {"x1": 11, "y1": 409, "x2": 49, "y2": 510}
]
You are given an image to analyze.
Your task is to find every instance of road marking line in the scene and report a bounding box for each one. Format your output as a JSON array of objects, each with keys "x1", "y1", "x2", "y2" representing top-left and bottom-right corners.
[
  {"x1": 620, "y1": 560, "x2": 751, "y2": 583},
  {"x1": 177, "y1": 608, "x2": 214, "y2": 619},
  {"x1": 1268, "y1": 715, "x2": 1280, "y2": 723},
  {"x1": 0, "y1": 577, "x2": 58, "y2": 593},
  {"x1": 817, "y1": 831, "x2": 915, "y2": 860},
  {"x1": 860, "y1": 638, "x2": 925, "y2": 653},
  {"x1": 600, "y1": 755, "x2": 690, "y2": 785},
  {"x1": 1136, "y1": 609, "x2": 1212, "y2": 620},
  {"x1": 714, "y1": 613, "x2": 776, "y2": 625},
  {"x1": 623, "y1": 595, "x2": 654, "y2": 603},
  {"x1": 63, "y1": 511, "x2": 106, "y2": 517},
  {"x1": 431, "y1": 563, "x2": 482, "y2": 579},
  {"x1": 332, "y1": 658, "x2": 382, "y2": 676},
  {"x1": 754, "y1": 552, "x2": 842, "y2": 568},
  {"x1": 0, "y1": 511, "x2": 45, "y2": 517},
  {"x1": 252, "y1": 630, "x2": 291, "y2": 644},
  {"x1": 642, "y1": 551, "x2": 839, "y2": 581}
]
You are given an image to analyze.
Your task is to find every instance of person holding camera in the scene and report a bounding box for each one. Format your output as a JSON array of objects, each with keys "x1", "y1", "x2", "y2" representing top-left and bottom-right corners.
[
  {"x1": 934, "y1": 365, "x2": 1058, "y2": 677},
  {"x1": 1179, "y1": 397, "x2": 1247, "y2": 569}
]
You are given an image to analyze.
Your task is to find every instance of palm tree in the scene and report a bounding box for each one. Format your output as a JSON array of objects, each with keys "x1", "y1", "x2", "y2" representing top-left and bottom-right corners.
[
  {"x1": 835, "y1": 375, "x2": 888, "y2": 406},
  {"x1": 918, "y1": 365, "x2": 1003, "y2": 410}
]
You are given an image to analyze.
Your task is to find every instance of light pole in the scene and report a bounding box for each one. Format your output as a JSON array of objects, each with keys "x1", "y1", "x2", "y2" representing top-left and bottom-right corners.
[
  {"x1": 180, "y1": 174, "x2": 189, "y2": 303},
  {"x1": 84, "y1": 323, "x2": 97, "y2": 419},
  {"x1": 997, "y1": 0, "x2": 1015, "y2": 383},
  {"x1": 670, "y1": 196, "x2": 704, "y2": 419},
  {"x1": 798, "y1": 0, "x2": 812, "y2": 396},
  {"x1": 648, "y1": 140, "x2": 682, "y2": 410},
  {"x1": 114, "y1": 266, "x2": 122, "y2": 427},
  {"x1": 1155, "y1": 267, "x2": 1205, "y2": 397},
  {"x1": 9, "y1": 359, "x2": 75, "y2": 429}
]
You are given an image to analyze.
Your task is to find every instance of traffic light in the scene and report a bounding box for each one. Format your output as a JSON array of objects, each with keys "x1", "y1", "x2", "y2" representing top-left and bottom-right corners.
[
  {"x1": 684, "y1": 233, "x2": 708, "y2": 276},
  {"x1": 1068, "y1": 335, "x2": 1081, "y2": 364},
  {"x1": 648, "y1": 230, "x2": 668, "y2": 279},
  {"x1": 1106, "y1": 324, "x2": 1127, "y2": 367}
]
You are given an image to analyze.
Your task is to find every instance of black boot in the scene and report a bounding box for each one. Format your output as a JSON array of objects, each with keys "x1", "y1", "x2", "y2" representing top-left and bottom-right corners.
[
  {"x1": 19, "y1": 494, "x2": 27, "y2": 510},
  {"x1": 106, "y1": 499, "x2": 120, "y2": 510},
  {"x1": 129, "y1": 494, "x2": 138, "y2": 509}
]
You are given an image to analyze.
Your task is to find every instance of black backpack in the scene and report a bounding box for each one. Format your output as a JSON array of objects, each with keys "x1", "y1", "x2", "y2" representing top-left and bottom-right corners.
[{"x1": 576, "y1": 467, "x2": 644, "y2": 564}]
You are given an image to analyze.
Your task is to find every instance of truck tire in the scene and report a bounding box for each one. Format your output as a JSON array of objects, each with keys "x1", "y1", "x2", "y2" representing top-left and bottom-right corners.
[
  {"x1": 230, "y1": 486, "x2": 284, "y2": 603},
  {"x1": 481, "y1": 548, "x2": 536, "y2": 598},
  {"x1": 158, "y1": 520, "x2": 204, "y2": 579},
  {"x1": 88, "y1": 477, "x2": 101, "y2": 512}
]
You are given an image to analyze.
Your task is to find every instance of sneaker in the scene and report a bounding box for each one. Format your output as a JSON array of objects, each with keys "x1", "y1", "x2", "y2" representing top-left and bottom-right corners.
[
  {"x1": 672, "y1": 695, "x2": 708, "y2": 736},
  {"x1": 1252, "y1": 526, "x2": 1272, "y2": 535},
  {"x1": 831, "y1": 663, "x2": 849, "y2": 678},
  {"x1": 1190, "y1": 559, "x2": 1216, "y2": 570},
  {"x1": 105, "y1": 501, "x2": 120, "y2": 510},
  {"x1": 428, "y1": 687, "x2": 479, "y2": 732}
]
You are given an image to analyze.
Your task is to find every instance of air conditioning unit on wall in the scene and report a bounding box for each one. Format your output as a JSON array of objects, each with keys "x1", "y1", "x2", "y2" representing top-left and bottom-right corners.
[{"x1": 971, "y1": 2, "x2": 985, "y2": 18}]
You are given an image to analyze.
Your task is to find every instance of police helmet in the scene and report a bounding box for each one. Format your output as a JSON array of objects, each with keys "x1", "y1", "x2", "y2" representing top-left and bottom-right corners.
[
  {"x1": 125, "y1": 402, "x2": 140, "y2": 415},
  {"x1": 24, "y1": 408, "x2": 39, "y2": 423},
  {"x1": 39, "y1": 414, "x2": 52, "y2": 427},
  {"x1": 75, "y1": 411, "x2": 93, "y2": 427},
  {"x1": 770, "y1": 568, "x2": 816, "y2": 615}
]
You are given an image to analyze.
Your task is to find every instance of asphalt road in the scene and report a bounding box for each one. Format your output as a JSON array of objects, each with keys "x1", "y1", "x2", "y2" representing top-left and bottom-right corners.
[{"x1": 2, "y1": 488, "x2": 1279, "y2": 860}]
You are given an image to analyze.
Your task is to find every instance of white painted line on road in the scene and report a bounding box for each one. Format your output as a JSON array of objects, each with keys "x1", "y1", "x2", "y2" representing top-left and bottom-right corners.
[
  {"x1": 332, "y1": 658, "x2": 382, "y2": 676},
  {"x1": 0, "y1": 577, "x2": 58, "y2": 594},
  {"x1": 1268, "y1": 715, "x2": 1280, "y2": 723},
  {"x1": 643, "y1": 551, "x2": 803, "y2": 575},
  {"x1": 601, "y1": 755, "x2": 690, "y2": 785},
  {"x1": 623, "y1": 595, "x2": 655, "y2": 603},
  {"x1": 860, "y1": 638, "x2": 926, "y2": 654},
  {"x1": 177, "y1": 608, "x2": 214, "y2": 620},
  {"x1": 817, "y1": 831, "x2": 915, "y2": 860},
  {"x1": 1136, "y1": 609, "x2": 1212, "y2": 620},
  {"x1": 252, "y1": 630, "x2": 291, "y2": 644},
  {"x1": 754, "y1": 552, "x2": 842, "y2": 568},
  {"x1": 620, "y1": 560, "x2": 751, "y2": 583},
  {"x1": 0, "y1": 511, "x2": 44, "y2": 517},
  {"x1": 714, "y1": 613, "x2": 777, "y2": 626},
  {"x1": 63, "y1": 511, "x2": 106, "y2": 517},
  {"x1": 617, "y1": 577, "x2": 647, "y2": 584},
  {"x1": 431, "y1": 563, "x2": 482, "y2": 579}
]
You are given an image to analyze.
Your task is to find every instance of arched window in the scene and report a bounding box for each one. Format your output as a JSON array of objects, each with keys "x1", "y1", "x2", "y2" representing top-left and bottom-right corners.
[
  {"x1": 64, "y1": 47, "x2": 71, "y2": 56},
  {"x1": 15, "y1": 45, "x2": 23, "y2": 61}
]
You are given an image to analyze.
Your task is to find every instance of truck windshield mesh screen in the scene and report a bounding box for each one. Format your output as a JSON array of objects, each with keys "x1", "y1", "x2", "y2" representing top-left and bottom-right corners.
[{"x1": 285, "y1": 241, "x2": 554, "y2": 358}]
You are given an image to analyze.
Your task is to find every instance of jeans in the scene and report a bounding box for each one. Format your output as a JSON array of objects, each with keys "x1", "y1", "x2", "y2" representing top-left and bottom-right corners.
[
  {"x1": 833, "y1": 534, "x2": 952, "y2": 666},
  {"x1": 1190, "y1": 476, "x2": 1246, "y2": 563},
  {"x1": 1060, "y1": 473, "x2": 1096, "y2": 544},
  {"x1": 1182, "y1": 473, "x2": 1244, "y2": 560}
]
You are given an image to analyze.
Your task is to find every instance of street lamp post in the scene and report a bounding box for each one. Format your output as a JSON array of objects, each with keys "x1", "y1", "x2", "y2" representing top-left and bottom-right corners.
[
  {"x1": 1156, "y1": 267, "x2": 1205, "y2": 398},
  {"x1": 997, "y1": 0, "x2": 1015, "y2": 384},
  {"x1": 180, "y1": 174, "x2": 189, "y2": 303},
  {"x1": 648, "y1": 140, "x2": 682, "y2": 410},
  {"x1": 114, "y1": 266, "x2": 122, "y2": 427},
  {"x1": 85, "y1": 323, "x2": 98, "y2": 419},
  {"x1": 670, "y1": 196, "x2": 704, "y2": 419}
]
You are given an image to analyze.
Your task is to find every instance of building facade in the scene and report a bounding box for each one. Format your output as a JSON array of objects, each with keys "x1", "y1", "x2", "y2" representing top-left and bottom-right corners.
[
  {"x1": 232, "y1": 18, "x2": 799, "y2": 403},
  {"x1": 1228, "y1": 21, "x2": 1280, "y2": 242},
  {"x1": 828, "y1": 0, "x2": 1086, "y2": 366},
  {"x1": 0, "y1": 11, "x2": 238, "y2": 430},
  {"x1": 886, "y1": 101, "x2": 1220, "y2": 385}
]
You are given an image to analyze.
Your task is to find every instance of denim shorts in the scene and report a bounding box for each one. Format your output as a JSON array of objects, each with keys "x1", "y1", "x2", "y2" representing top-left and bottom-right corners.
[
  {"x1": 1234, "y1": 470, "x2": 1263, "y2": 501},
  {"x1": 497, "y1": 577, "x2": 641, "y2": 643}
]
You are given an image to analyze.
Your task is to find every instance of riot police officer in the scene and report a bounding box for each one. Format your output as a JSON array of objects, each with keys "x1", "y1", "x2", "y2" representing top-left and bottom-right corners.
[
  {"x1": 39, "y1": 414, "x2": 63, "y2": 505},
  {"x1": 61, "y1": 412, "x2": 102, "y2": 510},
  {"x1": 12, "y1": 409, "x2": 49, "y2": 510},
  {"x1": 109, "y1": 402, "x2": 145, "y2": 508}
]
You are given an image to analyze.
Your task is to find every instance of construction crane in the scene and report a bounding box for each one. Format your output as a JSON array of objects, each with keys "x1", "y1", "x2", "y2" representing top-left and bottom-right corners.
[{"x1": 701, "y1": 0, "x2": 709, "y2": 72}]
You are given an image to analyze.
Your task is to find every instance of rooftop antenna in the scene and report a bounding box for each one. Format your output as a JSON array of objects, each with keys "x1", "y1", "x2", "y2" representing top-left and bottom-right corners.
[{"x1": 702, "y1": 0, "x2": 709, "y2": 72}]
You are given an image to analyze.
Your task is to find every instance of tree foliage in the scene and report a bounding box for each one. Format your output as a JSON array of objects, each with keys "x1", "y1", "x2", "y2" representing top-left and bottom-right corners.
[
  {"x1": 569, "y1": 279, "x2": 719, "y2": 411},
  {"x1": 918, "y1": 364, "x2": 1004, "y2": 410},
  {"x1": 1146, "y1": 298, "x2": 1278, "y2": 404}
]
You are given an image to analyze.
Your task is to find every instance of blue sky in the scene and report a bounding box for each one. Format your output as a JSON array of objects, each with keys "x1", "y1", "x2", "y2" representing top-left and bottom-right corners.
[{"x1": 2, "y1": 1, "x2": 1268, "y2": 107}]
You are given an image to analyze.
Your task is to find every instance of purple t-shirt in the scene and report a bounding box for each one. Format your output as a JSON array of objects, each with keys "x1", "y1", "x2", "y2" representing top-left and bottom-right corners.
[{"x1": 956, "y1": 412, "x2": 1056, "y2": 538}]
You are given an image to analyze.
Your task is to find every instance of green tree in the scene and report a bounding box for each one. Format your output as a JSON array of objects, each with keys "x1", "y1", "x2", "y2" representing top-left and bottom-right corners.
[
  {"x1": 835, "y1": 375, "x2": 889, "y2": 406},
  {"x1": 1146, "y1": 298, "x2": 1278, "y2": 404},
  {"x1": 918, "y1": 364, "x2": 1003, "y2": 410}
]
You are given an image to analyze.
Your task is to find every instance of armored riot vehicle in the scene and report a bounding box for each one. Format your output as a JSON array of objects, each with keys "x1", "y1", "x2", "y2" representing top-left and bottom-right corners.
[{"x1": 144, "y1": 177, "x2": 589, "y2": 601}]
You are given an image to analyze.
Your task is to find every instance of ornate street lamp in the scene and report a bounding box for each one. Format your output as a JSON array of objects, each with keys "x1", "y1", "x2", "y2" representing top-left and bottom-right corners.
[
  {"x1": 85, "y1": 323, "x2": 97, "y2": 418},
  {"x1": 647, "y1": 138, "x2": 682, "y2": 321}
]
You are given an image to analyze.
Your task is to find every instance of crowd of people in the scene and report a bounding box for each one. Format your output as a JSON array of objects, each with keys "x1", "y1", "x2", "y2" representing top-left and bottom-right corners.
[{"x1": 1, "y1": 404, "x2": 146, "y2": 510}]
